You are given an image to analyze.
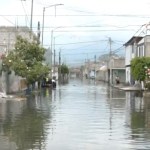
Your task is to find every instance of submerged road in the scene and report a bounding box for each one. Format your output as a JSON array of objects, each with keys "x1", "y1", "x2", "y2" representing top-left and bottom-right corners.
[{"x1": 0, "y1": 78, "x2": 149, "y2": 150}]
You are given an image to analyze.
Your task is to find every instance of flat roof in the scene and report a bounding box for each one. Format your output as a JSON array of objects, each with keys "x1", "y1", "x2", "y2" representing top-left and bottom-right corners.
[{"x1": 124, "y1": 36, "x2": 143, "y2": 46}]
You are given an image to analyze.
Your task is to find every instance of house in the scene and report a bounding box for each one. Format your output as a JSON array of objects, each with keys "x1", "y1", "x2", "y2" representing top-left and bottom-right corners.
[
  {"x1": 109, "y1": 56, "x2": 125, "y2": 84},
  {"x1": 96, "y1": 62, "x2": 108, "y2": 82},
  {"x1": 124, "y1": 35, "x2": 150, "y2": 85},
  {"x1": 96, "y1": 56, "x2": 125, "y2": 84},
  {"x1": 83, "y1": 60, "x2": 99, "y2": 79},
  {"x1": 0, "y1": 26, "x2": 37, "y2": 93}
]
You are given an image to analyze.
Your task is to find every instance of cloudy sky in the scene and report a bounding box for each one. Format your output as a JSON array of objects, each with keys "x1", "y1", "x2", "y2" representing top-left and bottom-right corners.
[{"x1": 0, "y1": 0, "x2": 150, "y2": 66}]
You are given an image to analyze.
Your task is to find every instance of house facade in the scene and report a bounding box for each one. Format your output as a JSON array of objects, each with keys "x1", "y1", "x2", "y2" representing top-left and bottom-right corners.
[
  {"x1": 109, "y1": 57, "x2": 125, "y2": 84},
  {"x1": 0, "y1": 26, "x2": 37, "y2": 93},
  {"x1": 124, "y1": 36, "x2": 143, "y2": 84},
  {"x1": 125, "y1": 35, "x2": 150, "y2": 85}
]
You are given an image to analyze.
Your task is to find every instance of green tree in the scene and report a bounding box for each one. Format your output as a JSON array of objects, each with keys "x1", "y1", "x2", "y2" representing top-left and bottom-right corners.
[
  {"x1": 131, "y1": 57, "x2": 146, "y2": 81},
  {"x1": 131, "y1": 57, "x2": 150, "y2": 90},
  {"x1": 2, "y1": 36, "x2": 49, "y2": 86},
  {"x1": 60, "y1": 64, "x2": 69, "y2": 75},
  {"x1": 59, "y1": 64, "x2": 69, "y2": 83},
  {"x1": 131, "y1": 57, "x2": 150, "y2": 81}
]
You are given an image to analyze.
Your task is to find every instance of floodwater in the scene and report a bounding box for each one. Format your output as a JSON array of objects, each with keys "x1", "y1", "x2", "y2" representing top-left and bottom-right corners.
[{"x1": 0, "y1": 79, "x2": 150, "y2": 150}]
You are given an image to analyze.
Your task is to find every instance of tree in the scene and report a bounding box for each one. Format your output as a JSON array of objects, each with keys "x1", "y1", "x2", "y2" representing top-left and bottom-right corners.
[
  {"x1": 131, "y1": 57, "x2": 150, "y2": 81},
  {"x1": 2, "y1": 36, "x2": 50, "y2": 86},
  {"x1": 59, "y1": 64, "x2": 69, "y2": 83},
  {"x1": 131, "y1": 57, "x2": 150, "y2": 90},
  {"x1": 60, "y1": 64, "x2": 69, "y2": 75}
]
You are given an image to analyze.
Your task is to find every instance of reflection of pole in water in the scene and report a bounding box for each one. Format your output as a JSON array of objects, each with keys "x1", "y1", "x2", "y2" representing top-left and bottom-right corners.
[
  {"x1": 109, "y1": 86, "x2": 112, "y2": 137},
  {"x1": 52, "y1": 90, "x2": 56, "y2": 101},
  {"x1": 58, "y1": 87, "x2": 62, "y2": 101}
]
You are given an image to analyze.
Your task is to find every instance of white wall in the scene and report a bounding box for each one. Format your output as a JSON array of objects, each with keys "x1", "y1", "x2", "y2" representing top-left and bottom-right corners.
[
  {"x1": 125, "y1": 45, "x2": 132, "y2": 66},
  {"x1": 125, "y1": 45, "x2": 132, "y2": 84},
  {"x1": 126, "y1": 67, "x2": 131, "y2": 84}
]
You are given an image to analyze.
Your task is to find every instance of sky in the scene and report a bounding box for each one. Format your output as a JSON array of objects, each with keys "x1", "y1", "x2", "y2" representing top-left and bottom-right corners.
[{"x1": 0, "y1": 0, "x2": 150, "y2": 66}]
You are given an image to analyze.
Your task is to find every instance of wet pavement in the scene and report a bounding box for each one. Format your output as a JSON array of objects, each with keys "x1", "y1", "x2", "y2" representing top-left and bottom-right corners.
[{"x1": 0, "y1": 79, "x2": 150, "y2": 150}]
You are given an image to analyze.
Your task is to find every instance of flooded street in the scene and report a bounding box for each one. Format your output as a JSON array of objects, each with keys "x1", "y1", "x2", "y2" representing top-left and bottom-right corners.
[{"x1": 0, "y1": 79, "x2": 150, "y2": 150}]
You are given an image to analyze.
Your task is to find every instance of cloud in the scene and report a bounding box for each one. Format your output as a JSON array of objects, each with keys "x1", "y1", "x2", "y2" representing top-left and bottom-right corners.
[{"x1": 1, "y1": 0, "x2": 150, "y2": 65}]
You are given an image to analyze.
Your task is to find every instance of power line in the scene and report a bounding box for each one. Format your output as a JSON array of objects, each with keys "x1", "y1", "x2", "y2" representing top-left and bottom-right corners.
[
  {"x1": 111, "y1": 46, "x2": 124, "y2": 54},
  {"x1": 59, "y1": 43, "x2": 105, "y2": 51},
  {"x1": 64, "y1": 6, "x2": 96, "y2": 14},
  {"x1": 57, "y1": 51, "x2": 110, "y2": 56},
  {"x1": 29, "y1": 24, "x2": 141, "y2": 29},
  {"x1": 20, "y1": 0, "x2": 30, "y2": 26},
  {"x1": 1, "y1": 14, "x2": 150, "y2": 18},
  {"x1": 50, "y1": 29, "x2": 135, "y2": 33},
  {"x1": 0, "y1": 16, "x2": 16, "y2": 25},
  {"x1": 55, "y1": 39, "x2": 107, "y2": 45}
]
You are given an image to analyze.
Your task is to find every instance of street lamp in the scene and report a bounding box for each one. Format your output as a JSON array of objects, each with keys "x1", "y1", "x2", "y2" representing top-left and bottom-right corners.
[
  {"x1": 51, "y1": 27, "x2": 64, "y2": 78},
  {"x1": 41, "y1": 4, "x2": 63, "y2": 46},
  {"x1": 51, "y1": 26, "x2": 63, "y2": 54},
  {"x1": 30, "y1": 0, "x2": 34, "y2": 33},
  {"x1": 21, "y1": 0, "x2": 34, "y2": 37}
]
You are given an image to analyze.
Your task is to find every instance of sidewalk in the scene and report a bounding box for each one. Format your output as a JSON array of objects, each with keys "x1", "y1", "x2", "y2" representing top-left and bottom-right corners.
[{"x1": 113, "y1": 84, "x2": 142, "y2": 91}]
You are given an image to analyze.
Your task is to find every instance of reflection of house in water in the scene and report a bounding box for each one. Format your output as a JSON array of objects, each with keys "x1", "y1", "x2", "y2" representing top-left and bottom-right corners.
[
  {"x1": 106, "y1": 87, "x2": 126, "y2": 135},
  {"x1": 125, "y1": 91, "x2": 150, "y2": 133},
  {"x1": 107, "y1": 87, "x2": 126, "y2": 112},
  {"x1": 109, "y1": 87, "x2": 126, "y2": 100},
  {"x1": 144, "y1": 96, "x2": 150, "y2": 128},
  {"x1": 128, "y1": 92, "x2": 144, "y2": 112},
  {"x1": 0, "y1": 100, "x2": 26, "y2": 149},
  {"x1": 0, "y1": 94, "x2": 53, "y2": 150},
  {"x1": 125, "y1": 92, "x2": 145, "y2": 128}
]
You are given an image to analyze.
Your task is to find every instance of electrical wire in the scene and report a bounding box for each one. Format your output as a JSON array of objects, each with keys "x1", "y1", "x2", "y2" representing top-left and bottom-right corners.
[
  {"x1": 55, "y1": 39, "x2": 107, "y2": 45},
  {"x1": 20, "y1": 0, "x2": 30, "y2": 26},
  {"x1": 0, "y1": 16, "x2": 16, "y2": 25},
  {"x1": 51, "y1": 29, "x2": 136, "y2": 33},
  {"x1": 0, "y1": 14, "x2": 150, "y2": 18}
]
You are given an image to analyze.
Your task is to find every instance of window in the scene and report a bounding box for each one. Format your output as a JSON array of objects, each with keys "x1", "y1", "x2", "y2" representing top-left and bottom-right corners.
[{"x1": 138, "y1": 45, "x2": 144, "y2": 57}]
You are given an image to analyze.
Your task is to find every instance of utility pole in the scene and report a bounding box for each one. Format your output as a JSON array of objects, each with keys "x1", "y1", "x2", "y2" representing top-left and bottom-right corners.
[
  {"x1": 54, "y1": 49, "x2": 56, "y2": 78},
  {"x1": 30, "y1": 0, "x2": 34, "y2": 37},
  {"x1": 21, "y1": 0, "x2": 34, "y2": 38},
  {"x1": 94, "y1": 55, "x2": 96, "y2": 79},
  {"x1": 109, "y1": 37, "x2": 112, "y2": 85},
  {"x1": 41, "y1": 4, "x2": 64, "y2": 46},
  {"x1": 59, "y1": 50, "x2": 61, "y2": 83},
  {"x1": 41, "y1": 7, "x2": 45, "y2": 45},
  {"x1": 37, "y1": 21, "x2": 40, "y2": 44},
  {"x1": 53, "y1": 37, "x2": 56, "y2": 76}
]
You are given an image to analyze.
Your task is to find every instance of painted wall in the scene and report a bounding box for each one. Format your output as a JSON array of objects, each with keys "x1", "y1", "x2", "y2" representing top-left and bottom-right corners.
[{"x1": 125, "y1": 45, "x2": 132, "y2": 66}]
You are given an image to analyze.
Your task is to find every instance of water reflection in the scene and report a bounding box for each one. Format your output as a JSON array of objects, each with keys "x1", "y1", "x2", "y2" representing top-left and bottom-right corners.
[
  {"x1": 0, "y1": 80, "x2": 150, "y2": 149},
  {"x1": 0, "y1": 89, "x2": 53, "y2": 150}
]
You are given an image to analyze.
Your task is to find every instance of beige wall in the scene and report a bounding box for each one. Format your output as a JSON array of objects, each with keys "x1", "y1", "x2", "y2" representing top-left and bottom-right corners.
[{"x1": 111, "y1": 58, "x2": 125, "y2": 68}]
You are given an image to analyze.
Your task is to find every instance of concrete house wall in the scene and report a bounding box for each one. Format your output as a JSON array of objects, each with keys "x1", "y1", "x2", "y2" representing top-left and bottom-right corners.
[
  {"x1": 124, "y1": 36, "x2": 143, "y2": 84},
  {"x1": 125, "y1": 45, "x2": 132, "y2": 83},
  {"x1": 145, "y1": 35, "x2": 150, "y2": 56},
  {"x1": 111, "y1": 57, "x2": 125, "y2": 84},
  {"x1": 0, "y1": 26, "x2": 36, "y2": 93},
  {"x1": 124, "y1": 35, "x2": 150, "y2": 86}
]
